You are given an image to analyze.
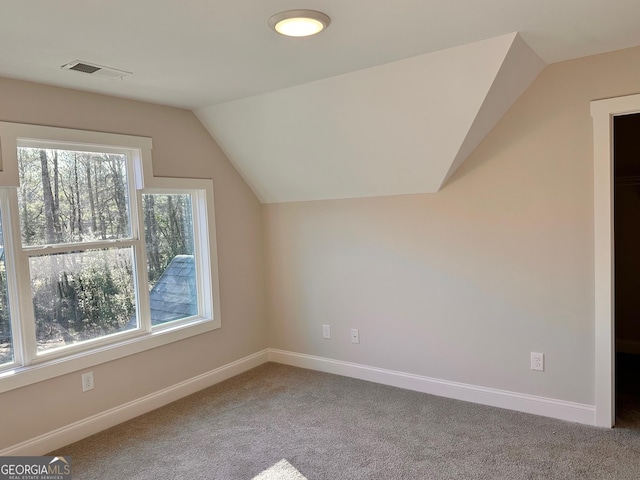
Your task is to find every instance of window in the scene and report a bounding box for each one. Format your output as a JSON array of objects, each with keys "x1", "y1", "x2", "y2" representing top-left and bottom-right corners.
[
  {"x1": 19, "y1": 146, "x2": 138, "y2": 356},
  {"x1": 0, "y1": 211, "x2": 13, "y2": 368},
  {"x1": 0, "y1": 122, "x2": 220, "y2": 392},
  {"x1": 142, "y1": 193, "x2": 198, "y2": 326}
]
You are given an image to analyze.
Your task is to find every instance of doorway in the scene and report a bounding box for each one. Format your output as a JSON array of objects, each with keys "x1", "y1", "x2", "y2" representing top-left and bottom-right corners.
[
  {"x1": 613, "y1": 112, "x2": 640, "y2": 428},
  {"x1": 591, "y1": 93, "x2": 640, "y2": 428}
]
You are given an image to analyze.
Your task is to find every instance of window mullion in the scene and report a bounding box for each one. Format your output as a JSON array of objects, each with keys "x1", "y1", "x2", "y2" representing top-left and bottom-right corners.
[
  {"x1": 134, "y1": 190, "x2": 151, "y2": 332},
  {"x1": 2, "y1": 190, "x2": 37, "y2": 366},
  {"x1": 0, "y1": 190, "x2": 21, "y2": 368},
  {"x1": 126, "y1": 152, "x2": 150, "y2": 332}
]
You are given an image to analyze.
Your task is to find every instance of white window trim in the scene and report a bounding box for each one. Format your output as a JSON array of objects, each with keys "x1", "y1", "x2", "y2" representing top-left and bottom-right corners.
[{"x1": 0, "y1": 121, "x2": 222, "y2": 394}]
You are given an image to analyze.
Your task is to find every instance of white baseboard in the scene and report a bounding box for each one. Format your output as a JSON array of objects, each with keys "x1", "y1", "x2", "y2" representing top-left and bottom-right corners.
[
  {"x1": 1, "y1": 349, "x2": 270, "y2": 456},
  {"x1": 268, "y1": 349, "x2": 596, "y2": 426},
  {"x1": 3, "y1": 347, "x2": 597, "y2": 456}
]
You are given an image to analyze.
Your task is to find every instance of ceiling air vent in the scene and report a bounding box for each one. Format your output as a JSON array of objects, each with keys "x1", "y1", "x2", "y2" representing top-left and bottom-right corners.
[{"x1": 61, "y1": 60, "x2": 132, "y2": 80}]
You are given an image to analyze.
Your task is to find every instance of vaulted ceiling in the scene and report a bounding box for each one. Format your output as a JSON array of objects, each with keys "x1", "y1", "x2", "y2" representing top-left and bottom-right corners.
[
  {"x1": 196, "y1": 34, "x2": 544, "y2": 202},
  {"x1": 2, "y1": 1, "x2": 640, "y2": 202}
]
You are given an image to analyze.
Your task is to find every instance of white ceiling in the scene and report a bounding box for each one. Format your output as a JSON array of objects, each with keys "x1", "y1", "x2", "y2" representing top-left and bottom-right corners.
[
  {"x1": 2, "y1": 0, "x2": 639, "y2": 109},
  {"x1": 2, "y1": 1, "x2": 639, "y2": 203}
]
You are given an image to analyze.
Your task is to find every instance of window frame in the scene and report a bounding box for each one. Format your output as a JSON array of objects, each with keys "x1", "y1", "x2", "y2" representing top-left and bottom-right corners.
[
  {"x1": 139, "y1": 188, "x2": 213, "y2": 333},
  {"x1": 0, "y1": 122, "x2": 221, "y2": 393},
  {"x1": 14, "y1": 142, "x2": 143, "y2": 364}
]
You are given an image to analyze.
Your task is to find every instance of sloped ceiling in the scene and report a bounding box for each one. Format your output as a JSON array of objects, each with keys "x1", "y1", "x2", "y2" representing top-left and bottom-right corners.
[{"x1": 196, "y1": 33, "x2": 544, "y2": 203}]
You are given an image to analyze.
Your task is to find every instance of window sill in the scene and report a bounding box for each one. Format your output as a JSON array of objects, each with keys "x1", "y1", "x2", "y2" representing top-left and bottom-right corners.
[{"x1": 0, "y1": 317, "x2": 220, "y2": 394}]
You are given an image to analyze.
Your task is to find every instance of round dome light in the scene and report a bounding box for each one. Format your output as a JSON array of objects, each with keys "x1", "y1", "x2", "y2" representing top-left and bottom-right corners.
[{"x1": 268, "y1": 10, "x2": 331, "y2": 37}]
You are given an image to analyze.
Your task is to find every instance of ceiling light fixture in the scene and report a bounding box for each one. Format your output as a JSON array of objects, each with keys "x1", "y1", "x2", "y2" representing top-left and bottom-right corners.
[{"x1": 268, "y1": 10, "x2": 330, "y2": 37}]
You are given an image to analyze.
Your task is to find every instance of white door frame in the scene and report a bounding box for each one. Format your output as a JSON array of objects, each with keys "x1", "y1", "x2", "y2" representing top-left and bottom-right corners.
[{"x1": 591, "y1": 93, "x2": 640, "y2": 428}]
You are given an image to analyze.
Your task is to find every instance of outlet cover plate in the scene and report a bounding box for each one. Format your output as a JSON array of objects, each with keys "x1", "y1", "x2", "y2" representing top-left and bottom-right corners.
[
  {"x1": 322, "y1": 324, "x2": 331, "y2": 339},
  {"x1": 82, "y1": 371, "x2": 94, "y2": 392},
  {"x1": 531, "y1": 352, "x2": 544, "y2": 372},
  {"x1": 351, "y1": 328, "x2": 360, "y2": 344}
]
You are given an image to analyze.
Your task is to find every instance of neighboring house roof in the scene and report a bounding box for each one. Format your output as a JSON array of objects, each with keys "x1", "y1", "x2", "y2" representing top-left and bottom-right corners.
[
  {"x1": 149, "y1": 254, "x2": 197, "y2": 324},
  {"x1": 127, "y1": 254, "x2": 197, "y2": 328}
]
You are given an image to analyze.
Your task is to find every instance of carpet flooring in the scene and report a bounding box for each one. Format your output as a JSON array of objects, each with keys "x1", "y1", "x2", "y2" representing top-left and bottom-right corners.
[{"x1": 52, "y1": 363, "x2": 640, "y2": 479}]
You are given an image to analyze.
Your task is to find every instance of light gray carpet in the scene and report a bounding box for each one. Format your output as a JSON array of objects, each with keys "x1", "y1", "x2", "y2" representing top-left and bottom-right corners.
[{"x1": 52, "y1": 363, "x2": 640, "y2": 479}]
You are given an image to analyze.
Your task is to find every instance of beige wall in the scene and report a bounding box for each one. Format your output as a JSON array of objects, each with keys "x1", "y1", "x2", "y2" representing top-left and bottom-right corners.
[
  {"x1": 264, "y1": 46, "x2": 640, "y2": 406},
  {"x1": 0, "y1": 77, "x2": 267, "y2": 449}
]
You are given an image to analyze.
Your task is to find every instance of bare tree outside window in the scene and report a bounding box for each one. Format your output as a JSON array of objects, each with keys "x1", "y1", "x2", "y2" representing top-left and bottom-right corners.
[{"x1": 18, "y1": 148, "x2": 130, "y2": 246}]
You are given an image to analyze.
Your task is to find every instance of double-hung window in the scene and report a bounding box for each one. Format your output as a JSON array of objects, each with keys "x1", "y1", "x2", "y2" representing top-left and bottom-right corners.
[{"x1": 0, "y1": 122, "x2": 220, "y2": 391}]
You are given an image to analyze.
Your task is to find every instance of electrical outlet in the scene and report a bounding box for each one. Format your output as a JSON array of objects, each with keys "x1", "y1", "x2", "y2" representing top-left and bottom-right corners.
[
  {"x1": 322, "y1": 324, "x2": 331, "y2": 339},
  {"x1": 82, "y1": 371, "x2": 94, "y2": 392},
  {"x1": 351, "y1": 328, "x2": 360, "y2": 344},
  {"x1": 531, "y1": 352, "x2": 544, "y2": 372}
]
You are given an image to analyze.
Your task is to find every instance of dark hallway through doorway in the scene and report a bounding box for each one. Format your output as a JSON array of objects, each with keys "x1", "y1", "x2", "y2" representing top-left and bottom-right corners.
[{"x1": 614, "y1": 112, "x2": 640, "y2": 428}]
